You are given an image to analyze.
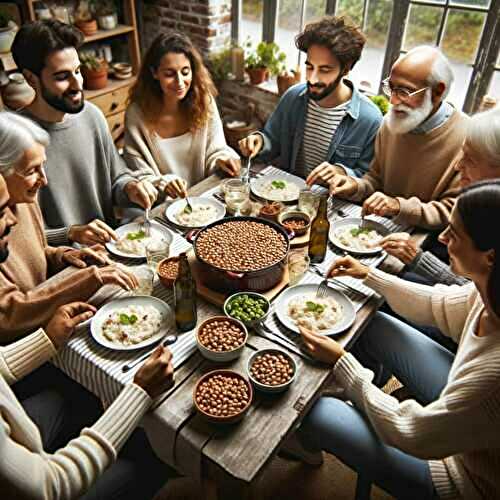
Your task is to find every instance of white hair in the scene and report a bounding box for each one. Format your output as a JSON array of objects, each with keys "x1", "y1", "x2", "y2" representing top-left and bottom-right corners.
[
  {"x1": 405, "y1": 46, "x2": 454, "y2": 99},
  {"x1": 467, "y1": 106, "x2": 500, "y2": 165},
  {"x1": 0, "y1": 111, "x2": 50, "y2": 176}
]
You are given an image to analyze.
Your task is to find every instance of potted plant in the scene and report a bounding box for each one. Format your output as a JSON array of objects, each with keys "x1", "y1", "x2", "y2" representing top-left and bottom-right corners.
[
  {"x1": 245, "y1": 41, "x2": 286, "y2": 85},
  {"x1": 80, "y1": 53, "x2": 108, "y2": 90},
  {"x1": 96, "y1": 0, "x2": 118, "y2": 30},
  {"x1": 370, "y1": 94, "x2": 390, "y2": 115},
  {"x1": 207, "y1": 46, "x2": 232, "y2": 84},
  {"x1": 0, "y1": 12, "x2": 16, "y2": 53},
  {"x1": 74, "y1": 0, "x2": 97, "y2": 36}
]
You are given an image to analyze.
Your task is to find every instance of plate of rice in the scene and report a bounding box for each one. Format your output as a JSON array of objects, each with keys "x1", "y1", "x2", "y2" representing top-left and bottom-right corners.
[
  {"x1": 250, "y1": 174, "x2": 306, "y2": 203},
  {"x1": 275, "y1": 284, "x2": 356, "y2": 336},
  {"x1": 90, "y1": 296, "x2": 173, "y2": 351},
  {"x1": 165, "y1": 197, "x2": 225, "y2": 228}
]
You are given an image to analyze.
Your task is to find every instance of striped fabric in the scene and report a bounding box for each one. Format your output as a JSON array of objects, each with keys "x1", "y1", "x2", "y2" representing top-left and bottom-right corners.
[
  {"x1": 52, "y1": 232, "x2": 220, "y2": 406},
  {"x1": 45, "y1": 226, "x2": 70, "y2": 246},
  {"x1": 296, "y1": 99, "x2": 349, "y2": 177}
]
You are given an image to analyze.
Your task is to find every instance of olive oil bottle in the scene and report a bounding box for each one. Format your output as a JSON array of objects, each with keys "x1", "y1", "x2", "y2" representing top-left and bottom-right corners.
[
  {"x1": 308, "y1": 195, "x2": 330, "y2": 263},
  {"x1": 174, "y1": 253, "x2": 197, "y2": 332}
]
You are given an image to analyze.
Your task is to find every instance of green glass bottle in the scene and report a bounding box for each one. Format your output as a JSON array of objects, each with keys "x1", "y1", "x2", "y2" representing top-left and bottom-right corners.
[
  {"x1": 308, "y1": 195, "x2": 330, "y2": 263},
  {"x1": 174, "y1": 253, "x2": 197, "y2": 332}
]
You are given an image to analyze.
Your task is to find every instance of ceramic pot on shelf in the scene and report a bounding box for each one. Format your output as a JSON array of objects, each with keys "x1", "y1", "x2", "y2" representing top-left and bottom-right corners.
[
  {"x1": 75, "y1": 19, "x2": 98, "y2": 36},
  {"x1": 1, "y1": 73, "x2": 35, "y2": 110},
  {"x1": 246, "y1": 67, "x2": 269, "y2": 85},
  {"x1": 82, "y1": 64, "x2": 108, "y2": 90},
  {"x1": 97, "y1": 13, "x2": 118, "y2": 30}
]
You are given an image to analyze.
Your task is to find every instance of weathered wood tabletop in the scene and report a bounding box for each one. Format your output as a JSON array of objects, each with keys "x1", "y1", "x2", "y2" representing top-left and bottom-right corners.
[{"x1": 145, "y1": 169, "x2": 421, "y2": 499}]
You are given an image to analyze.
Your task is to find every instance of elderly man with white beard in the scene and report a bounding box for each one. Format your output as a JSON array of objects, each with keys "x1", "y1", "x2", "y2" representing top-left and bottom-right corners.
[{"x1": 309, "y1": 46, "x2": 468, "y2": 230}]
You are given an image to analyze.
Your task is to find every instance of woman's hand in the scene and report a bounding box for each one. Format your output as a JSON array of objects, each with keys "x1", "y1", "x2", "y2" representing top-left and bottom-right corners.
[
  {"x1": 45, "y1": 302, "x2": 96, "y2": 350},
  {"x1": 299, "y1": 326, "x2": 346, "y2": 365},
  {"x1": 328, "y1": 255, "x2": 369, "y2": 279},
  {"x1": 165, "y1": 178, "x2": 188, "y2": 199},
  {"x1": 134, "y1": 345, "x2": 175, "y2": 398},
  {"x1": 238, "y1": 133, "x2": 263, "y2": 158},
  {"x1": 62, "y1": 244, "x2": 113, "y2": 268},
  {"x1": 68, "y1": 219, "x2": 118, "y2": 245},
  {"x1": 378, "y1": 232, "x2": 419, "y2": 265},
  {"x1": 97, "y1": 265, "x2": 139, "y2": 291},
  {"x1": 216, "y1": 156, "x2": 241, "y2": 177}
]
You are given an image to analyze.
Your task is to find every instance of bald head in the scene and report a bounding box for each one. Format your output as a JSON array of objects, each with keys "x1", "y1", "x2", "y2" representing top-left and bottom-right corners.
[{"x1": 391, "y1": 46, "x2": 453, "y2": 102}]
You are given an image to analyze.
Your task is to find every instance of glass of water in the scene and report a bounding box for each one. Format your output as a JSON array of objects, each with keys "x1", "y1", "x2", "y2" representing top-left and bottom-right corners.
[
  {"x1": 146, "y1": 237, "x2": 171, "y2": 272},
  {"x1": 288, "y1": 251, "x2": 310, "y2": 285},
  {"x1": 298, "y1": 189, "x2": 320, "y2": 218},
  {"x1": 131, "y1": 265, "x2": 154, "y2": 296},
  {"x1": 224, "y1": 178, "x2": 250, "y2": 216}
]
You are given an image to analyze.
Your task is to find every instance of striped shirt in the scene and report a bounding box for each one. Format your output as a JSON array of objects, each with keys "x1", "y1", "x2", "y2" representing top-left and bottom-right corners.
[{"x1": 296, "y1": 98, "x2": 350, "y2": 177}]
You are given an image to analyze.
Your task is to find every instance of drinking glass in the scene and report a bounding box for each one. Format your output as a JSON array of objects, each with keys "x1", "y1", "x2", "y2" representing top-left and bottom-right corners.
[
  {"x1": 224, "y1": 179, "x2": 250, "y2": 216},
  {"x1": 146, "y1": 238, "x2": 171, "y2": 272},
  {"x1": 298, "y1": 189, "x2": 320, "y2": 218},
  {"x1": 288, "y1": 251, "x2": 310, "y2": 285},
  {"x1": 131, "y1": 265, "x2": 154, "y2": 296}
]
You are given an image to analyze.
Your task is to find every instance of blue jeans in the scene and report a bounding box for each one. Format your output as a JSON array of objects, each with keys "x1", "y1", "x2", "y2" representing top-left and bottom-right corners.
[{"x1": 299, "y1": 312, "x2": 455, "y2": 499}]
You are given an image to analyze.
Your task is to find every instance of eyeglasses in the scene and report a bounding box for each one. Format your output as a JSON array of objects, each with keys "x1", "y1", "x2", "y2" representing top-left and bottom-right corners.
[{"x1": 382, "y1": 78, "x2": 429, "y2": 101}]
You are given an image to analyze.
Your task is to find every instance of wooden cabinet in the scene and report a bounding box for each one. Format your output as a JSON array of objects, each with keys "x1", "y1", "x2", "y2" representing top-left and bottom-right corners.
[{"x1": 2, "y1": 0, "x2": 140, "y2": 143}]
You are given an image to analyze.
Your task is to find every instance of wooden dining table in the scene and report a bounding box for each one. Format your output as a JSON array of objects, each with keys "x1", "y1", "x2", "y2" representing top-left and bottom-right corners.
[{"x1": 53, "y1": 166, "x2": 423, "y2": 500}]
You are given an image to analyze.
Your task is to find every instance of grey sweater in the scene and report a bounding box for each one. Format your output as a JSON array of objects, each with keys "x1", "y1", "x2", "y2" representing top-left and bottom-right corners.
[
  {"x1": 407, "y1": 250, "x2": 468, "y2": 286},
  {"x1": 21, "y1": 103, "x2": 136, "y2": 245}
]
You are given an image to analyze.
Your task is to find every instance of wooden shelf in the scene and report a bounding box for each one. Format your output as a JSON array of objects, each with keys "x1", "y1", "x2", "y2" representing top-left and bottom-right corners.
[
  {"x1": 84, "y1": 75, "x2": 136, "y2": 99},
  {"x1": 83, "y1": 24, "x2": 135, "y2": 43}
]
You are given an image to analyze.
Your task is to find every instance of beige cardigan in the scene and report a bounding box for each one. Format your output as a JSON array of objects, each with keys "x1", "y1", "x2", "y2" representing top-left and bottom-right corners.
[
  {"x1": 123, "y1": 100, "x2": 239, "y2": 189},
  {"x1": 0, "y1": 329, "x2": 153, "y2": 500},
  {"x1": 336, "y1": 268, "x2": 500, "y2": 499}
]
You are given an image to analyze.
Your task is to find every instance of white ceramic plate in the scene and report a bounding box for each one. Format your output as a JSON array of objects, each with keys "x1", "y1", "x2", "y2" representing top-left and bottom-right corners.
[
  {"x1": 329, "y1": 217, "x2": 389, "y2": 256},
  {"x1": 90, "y1": 296, "x2": 173, "y2": 351},
  {"x1": 105, "y1": 221, "x2": 173, "y2": 260},
  {"x1": 250, "y1": 173, "x2": 307, "y2": 203},
  {"x1": 275, "y1": 284, "x2": 356, "y2": 336},
  {"x1": 165, "y1": 197, "x2": 225, "y2": 228}
]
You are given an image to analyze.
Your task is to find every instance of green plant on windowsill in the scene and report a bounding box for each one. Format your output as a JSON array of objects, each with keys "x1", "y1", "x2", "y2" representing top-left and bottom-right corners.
[
  {"x1": 370, "y1": 94, "x2": 390, "y2": 115},
  {"x1": 207, "y1": 46, "x2": 232, "y2": 83},
  {"x1": 244, "y1": 40, "x2": 286, "y2": 85}
]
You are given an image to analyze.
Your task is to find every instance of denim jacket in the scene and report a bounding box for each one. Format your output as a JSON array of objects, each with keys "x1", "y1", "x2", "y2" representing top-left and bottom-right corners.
[{"x1": 257, "y1": 82, "x2": 383, "y2": 177}]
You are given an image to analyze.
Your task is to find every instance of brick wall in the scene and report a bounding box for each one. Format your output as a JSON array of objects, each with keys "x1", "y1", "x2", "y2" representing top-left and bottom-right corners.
[{"x1": 141, "y1": 0, "x2": 232, "y2": 54}]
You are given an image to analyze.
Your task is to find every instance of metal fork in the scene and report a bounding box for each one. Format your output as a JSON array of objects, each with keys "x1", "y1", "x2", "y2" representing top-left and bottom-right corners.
[
  {"x1": 143, "y1": 208, "x2": 151, "y2": 237},
  {"x1": 316, "y1": 279, "x2": 329, "y2": 298},
  {"x1": 122, "y1": 334, "x2": 177, "y2": 373}
]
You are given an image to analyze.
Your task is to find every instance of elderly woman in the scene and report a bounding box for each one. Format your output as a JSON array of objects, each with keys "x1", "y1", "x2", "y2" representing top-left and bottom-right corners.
[
  {"x1": 293, "y1": 180, "x2": 500, "y2": 499},
  {"x1": 0, "y1": 112, "x2": 137, "y2": 341},
  {"x1": 378, "y1": 106, "x2": 500, "y2": 287}
]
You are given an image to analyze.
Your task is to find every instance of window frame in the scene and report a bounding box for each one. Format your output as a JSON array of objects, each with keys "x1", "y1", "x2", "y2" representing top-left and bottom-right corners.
[{"x1": 232, "y1": 0, "x2": 499, "y2": 112}]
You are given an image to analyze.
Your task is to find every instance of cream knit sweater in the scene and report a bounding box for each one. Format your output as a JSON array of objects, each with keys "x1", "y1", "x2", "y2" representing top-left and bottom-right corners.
[
  {"x1": 0, "y1": 329, "x2": 153, "y2": 500},
  {"x1": 335, "y1": 268, "x2": 500, "y2": 499}
]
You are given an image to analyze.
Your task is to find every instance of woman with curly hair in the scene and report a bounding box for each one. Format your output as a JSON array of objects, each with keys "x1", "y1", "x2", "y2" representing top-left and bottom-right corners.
[{"x1": 124, "y1": 31, "x2": 240, "y2": 199}]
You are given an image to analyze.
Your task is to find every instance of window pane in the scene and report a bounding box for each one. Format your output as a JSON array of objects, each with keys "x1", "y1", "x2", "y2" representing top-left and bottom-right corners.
[
  {"x1": 306, "y1": 0, "x2": 327, "y2": 23},
  {"x1": 488, "y1": 71, "x2": 500, "y2": 99},
  {"x1": 276, "y1": 0, "x2": 304, "y2": 71},
  {"x1": 350, "y1": 0, "x2": 392, "y2": 91},
  {"x1": 449, "y1": 0, "x2": 490, "y2": 8},
  {"x1": 242, "y1": 0, "x2": 263, "y2": 43},
  {"x1": 336, "y1": 0, "x2": 364, "y2": 25},
  {"x1": 403, "y1": 4, "x2": 443, "y2": 51},
  {"x1": 448, "y1": 65, "x2": 472, "y2": 108},
  {"x1": 441, "y1": 9, "x2": 486, "y2": 64}
]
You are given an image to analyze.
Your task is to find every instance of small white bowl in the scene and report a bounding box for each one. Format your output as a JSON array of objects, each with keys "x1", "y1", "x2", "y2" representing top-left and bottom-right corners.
[
  {"x1": 247, "y1": 348, "x2": 297, "y2": 393},
  {"x1": 196, "y1": 316, "x2": 248, "y2": 362}
]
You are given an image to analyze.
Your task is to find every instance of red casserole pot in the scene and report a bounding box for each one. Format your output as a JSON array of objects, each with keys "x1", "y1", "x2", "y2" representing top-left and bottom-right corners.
[{"x1": 191, "y1": 216, "x2": 292, "y2": 293}]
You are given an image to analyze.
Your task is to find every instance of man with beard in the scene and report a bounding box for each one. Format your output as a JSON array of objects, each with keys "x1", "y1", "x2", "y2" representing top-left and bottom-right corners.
[
  {"x1": 239, "y1": 16, "x2": 382, "y2": 179},
  {"x1": 323, "y1": 46, "x2": 468, "y2": 230},
  {"x1": 11, "y1": 20, "x2": 158, "y2": 246}
]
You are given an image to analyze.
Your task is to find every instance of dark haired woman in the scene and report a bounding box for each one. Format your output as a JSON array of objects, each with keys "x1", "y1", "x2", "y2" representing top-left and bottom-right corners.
[
  {"x1": 293, "y1": 180, "x2": 500, "y2": 499},
  {"x1": 124, "y1": 32, "x2": 240, "y2": 199}
]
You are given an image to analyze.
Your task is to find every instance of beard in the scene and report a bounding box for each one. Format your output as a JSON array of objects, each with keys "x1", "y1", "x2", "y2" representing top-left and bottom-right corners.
[
  {"x1": 385, "y1": 88, "x2": 434, "y2": 135},
  {"x1": 307, "y1": 73, "x2": 343, "y2": 102},
  {"x1": 41, "y1": 83, "x2": 84, "y2": 114}
]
